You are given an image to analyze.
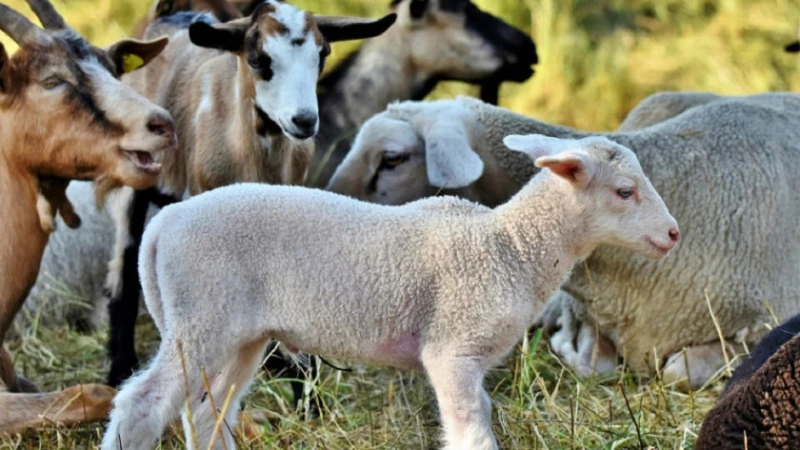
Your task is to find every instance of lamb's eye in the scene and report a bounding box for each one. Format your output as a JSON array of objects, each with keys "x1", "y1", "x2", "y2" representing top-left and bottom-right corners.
[
  {"x1": 617, "y1": 188, "x2": 634, "y2": 199},
  {"x1": 41, "y1": 77, "x2": 64, "y2": 90},
  {"x1": 381, "y1": 152, "x2": 409, "y2": 169}
]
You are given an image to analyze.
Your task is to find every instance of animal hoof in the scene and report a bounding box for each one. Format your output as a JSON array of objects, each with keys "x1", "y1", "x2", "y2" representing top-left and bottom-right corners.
[{"x1": 15, "y1": 375, "x2": 41, "y2": 393}]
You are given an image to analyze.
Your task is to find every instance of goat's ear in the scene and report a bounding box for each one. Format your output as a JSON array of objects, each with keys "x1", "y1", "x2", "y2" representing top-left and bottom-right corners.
[
  {"x1": 106, "y1": 36, "x2": 169, "y2": 75},
  {"x1": 409, "y1": 0, "x2": 429, "y2": 19},
  {"x1": 0, "y1": 43, "x2": 10, "y2": 94},
  {"x1": 189, "y1": 20, "x2": 247, "y2": 52},
  {"x1": 314, "y1": 13, "x2": 397, "y2": 43},
  {"x1": 425, "y1": 128, "x2": 484, "y2": 189}
]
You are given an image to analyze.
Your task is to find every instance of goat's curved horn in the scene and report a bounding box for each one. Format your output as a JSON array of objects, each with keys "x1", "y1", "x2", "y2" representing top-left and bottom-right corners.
[
  {"x1": 26, "y1": 0, "x2": 67, "y2": 30},
  {"x1": 0, "y1": 3, "x2": 47, "y2": 44},
  {"x1": 313, "y1": 13, "x2": 397, "y2": 43}
]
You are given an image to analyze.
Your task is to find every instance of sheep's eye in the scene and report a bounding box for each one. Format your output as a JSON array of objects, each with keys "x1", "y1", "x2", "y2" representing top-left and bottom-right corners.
[
  {"x1": 380, "y1": 152, "x2": 409, "y2": 170},
  {"x1": 41, "y1": 77, "x2": 64, "y2": 90},
  {"x1": 616, "y1": 188, "x2": 634, "y2": 199}
]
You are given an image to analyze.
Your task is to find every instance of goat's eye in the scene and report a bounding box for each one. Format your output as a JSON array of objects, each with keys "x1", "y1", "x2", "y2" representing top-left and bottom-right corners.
[
  {"x1": 381, "y1": 152, "x2": 409, "y2": 170},
  {"x1": 616, "y1": 188, "x2": 634, "y2": 199},
  {"x1": 41, "y1": 77, "x2": 64, "y2": 90}
]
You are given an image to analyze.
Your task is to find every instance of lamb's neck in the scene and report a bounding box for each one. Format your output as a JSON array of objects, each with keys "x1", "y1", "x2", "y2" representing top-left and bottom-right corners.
[
  {"x1": 494, "y1": 175, "x2": 591, "y2": 297},
  {"x1": 317, "y1": 31, "x2": 421, "y2": 148}
]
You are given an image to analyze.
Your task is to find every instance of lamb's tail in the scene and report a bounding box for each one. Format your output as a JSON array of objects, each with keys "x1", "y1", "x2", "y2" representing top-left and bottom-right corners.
[{"x1": 138, "y1": 209, "x2": 168, "y2": 333}]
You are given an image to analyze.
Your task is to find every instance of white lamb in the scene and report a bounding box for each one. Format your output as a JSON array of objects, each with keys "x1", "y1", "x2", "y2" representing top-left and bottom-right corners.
[{"x1": 101, "y1": 134, "x2": 678, "y2": 450}]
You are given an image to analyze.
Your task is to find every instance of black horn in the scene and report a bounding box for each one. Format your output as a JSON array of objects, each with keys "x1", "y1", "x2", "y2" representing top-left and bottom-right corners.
[
  {"x1": 0, "y1": 3, "x2": 48, "y2": 45},
  {"x1": 26, "y1": 0, "x2": 68, "y2": 30},
  {"x1": 409, "y1": 0, "x2": 428, "y2": 19}
]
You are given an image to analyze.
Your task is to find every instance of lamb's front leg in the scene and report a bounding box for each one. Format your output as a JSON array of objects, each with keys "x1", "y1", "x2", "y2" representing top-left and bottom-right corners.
[{"x1": 421, "y1": 347, "x2": 497, "y2": 450}]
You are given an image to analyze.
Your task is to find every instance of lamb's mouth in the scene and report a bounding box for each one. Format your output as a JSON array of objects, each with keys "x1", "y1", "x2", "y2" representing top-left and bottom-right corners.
[
  {"x1": 646, "y1": 238, "x2": 672, "y2": 255},
  {"x1": 124, "y1": 150, "x2": 162, "y2": 175}
]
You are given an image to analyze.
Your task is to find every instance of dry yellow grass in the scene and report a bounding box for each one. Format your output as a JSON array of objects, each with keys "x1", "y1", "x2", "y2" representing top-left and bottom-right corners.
[{"x1": 1, "y1": 0, "x2": 797, "y2": 448}]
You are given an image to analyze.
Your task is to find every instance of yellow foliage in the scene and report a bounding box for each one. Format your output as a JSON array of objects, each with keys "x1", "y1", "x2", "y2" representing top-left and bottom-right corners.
[{"x1": 1, "y1": 0, "x2": 799, "y2": 130}]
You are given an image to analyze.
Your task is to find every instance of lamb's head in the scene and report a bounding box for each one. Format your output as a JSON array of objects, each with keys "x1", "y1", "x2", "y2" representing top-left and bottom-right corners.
[
  {"x1": 0, "y1": 0, "x2": 175, "y2": 195},
  {"x1": 389, "y1": 0, "x2": 537, "y2": 85},
  {"x1": 188, "y1": 0, "x2": 397, "y2": 141},
  {"x1": 505, "y1": 134, "x2": 680, "y2": 259}
]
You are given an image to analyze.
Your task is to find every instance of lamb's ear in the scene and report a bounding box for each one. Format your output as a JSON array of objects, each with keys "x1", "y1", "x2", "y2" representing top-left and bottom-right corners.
[
  {"x1": 189, "y1": 20, "x2": 247, "y2": 52},
  {"x1": 425, "y1": 129, "x2": 484, "y2": 189},
  {"x1": 535, "y1": 152, "x2": 593, "y2": 187},
  {"x1": 314, "y1": 13, "x2": 397, "y2": 43},
  {"x1": 106, "y1": 36, "x2": 169, "y2": 75}
]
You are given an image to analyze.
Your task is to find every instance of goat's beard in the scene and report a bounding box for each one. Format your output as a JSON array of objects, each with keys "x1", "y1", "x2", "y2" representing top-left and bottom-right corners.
[{"x1": 93, "y1": 175, "x2": 124, "y2": 210}]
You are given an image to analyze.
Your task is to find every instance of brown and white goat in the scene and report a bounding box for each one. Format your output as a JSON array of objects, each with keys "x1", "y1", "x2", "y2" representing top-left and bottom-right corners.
[
  {"x1": 0, "y1": 0, "x2": 175, "y2": 433},
  {"x1": 104, "y1": 0, "x2": 397, "y2": 387}
]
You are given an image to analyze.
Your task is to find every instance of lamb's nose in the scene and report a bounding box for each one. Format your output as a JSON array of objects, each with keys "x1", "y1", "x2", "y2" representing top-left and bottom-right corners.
[{"x1": 669, "y1": 228, "x2": 680, "y2": 242}]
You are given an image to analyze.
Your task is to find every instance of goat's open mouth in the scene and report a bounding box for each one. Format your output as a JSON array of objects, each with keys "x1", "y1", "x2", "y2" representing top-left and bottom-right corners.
[{"x1": 124, "y1": 150, "x2": 162, "y2": 175}]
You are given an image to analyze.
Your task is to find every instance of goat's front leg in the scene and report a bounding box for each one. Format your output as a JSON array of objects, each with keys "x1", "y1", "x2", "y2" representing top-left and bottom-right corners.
[
  {"x1": 0, "y1": 383, "x2": 116, "y2": 434},
  {"x1": 422, "y1": 347, "x2": 497, "y2": 450},
  {"x1": 0, "y1": 346, "x2": 38, "y2": 393},
  {"x1": 105, "y1": 189, "x2": 150, "y2": 387}
]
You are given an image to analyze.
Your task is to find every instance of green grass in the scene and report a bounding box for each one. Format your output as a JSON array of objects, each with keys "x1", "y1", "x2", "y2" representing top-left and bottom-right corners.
[
  {"x1": 5, "y1": 317, "x2": 723, "y2": 449},
  {"x1": 1, "y1": 0, "x2": 795, "y2": 447}
]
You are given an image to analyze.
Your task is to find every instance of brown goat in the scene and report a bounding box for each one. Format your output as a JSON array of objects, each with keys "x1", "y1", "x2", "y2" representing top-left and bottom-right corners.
[{"x1": 0, "y1": 0, "x2": 176, "y2": 433}]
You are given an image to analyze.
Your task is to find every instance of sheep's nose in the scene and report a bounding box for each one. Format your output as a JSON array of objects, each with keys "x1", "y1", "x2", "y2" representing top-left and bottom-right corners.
[
  {"x1": 668, "y1": 228, "x2": 680, "y2": 243},
  {"x1": 291, "y1": 111, "x2": 318, "y2": 135}
]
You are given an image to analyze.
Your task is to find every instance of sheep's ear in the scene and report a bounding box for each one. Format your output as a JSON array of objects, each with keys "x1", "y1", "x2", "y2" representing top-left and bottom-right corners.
[
  {"x1": 106, "y1": 36, "x2": 169, "y2": 75},
  {"x1": 314, "y1": 13, "x2": 397, "y2": 43},
  {"x1": 425, "y1": 129, "x2": 484, "y2": 189},
  {"x1": 504, "y1": 134, "x2": 594, "y2": 187},
  {"x1": 189, "y1": 20, "x2": 247, "y2": 52},
  {"x1": 535, "y1": 152, "x2": 593, "y2": 187},
  {"x1": 503, "y1": 134, "x2": 576, "y2": 160}
]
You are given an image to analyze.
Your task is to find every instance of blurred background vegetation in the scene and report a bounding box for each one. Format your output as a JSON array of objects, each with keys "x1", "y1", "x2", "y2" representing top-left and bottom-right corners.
[{"x1": 3, "y1": 0, "x2": 800, "y2": 131}]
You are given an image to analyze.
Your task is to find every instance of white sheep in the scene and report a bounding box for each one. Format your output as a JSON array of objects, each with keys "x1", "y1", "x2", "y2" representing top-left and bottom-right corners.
[
  {"x1": 100, "y1": 134, "x2": 677, "y2": 450},
  {"x1": 326, "y1": 93, "x2": 800, "y2": 389}
]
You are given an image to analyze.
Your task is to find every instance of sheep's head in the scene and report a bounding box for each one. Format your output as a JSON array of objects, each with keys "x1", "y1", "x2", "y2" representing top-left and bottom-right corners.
[
  {"x1": 188, "y1": 0, "x2": 397, "y2": 142},
  {"x1": 388, "y1": 0, "x2": 537, "y2": 94},
  {"x1": 504, "y1": 135, "x2": 680, "y2": 260},
  {"x1": 327, "y1": 99, "x2": 501, "y2": 206},
  {"x1": 0, "y1": 0, "x2": 176, "y2": 197}
]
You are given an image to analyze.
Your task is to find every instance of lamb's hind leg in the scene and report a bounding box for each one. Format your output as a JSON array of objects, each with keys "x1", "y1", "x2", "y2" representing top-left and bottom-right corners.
[
  {"x1": 101, "y1": 340, "x2": 189, "y2": 450},
  {"x1": 421, "y1": 347, "x2": 497, "y2": 450},
  {"x1": 185, "y1": 337, "x2": 270, "y2": 450}
]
